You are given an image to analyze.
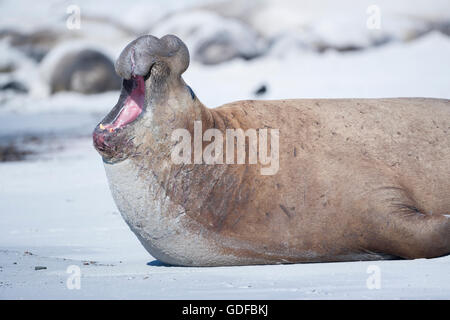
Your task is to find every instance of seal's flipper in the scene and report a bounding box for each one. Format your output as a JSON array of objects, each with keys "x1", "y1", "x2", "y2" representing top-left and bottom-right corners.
[{"x1": 366, "y1": 187, "x2": 450, "y2": 259}]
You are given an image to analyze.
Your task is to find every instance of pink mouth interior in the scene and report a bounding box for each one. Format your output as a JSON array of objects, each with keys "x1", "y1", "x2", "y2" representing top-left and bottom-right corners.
[{"x1": 102, "y1": 76, "x2": 145, "y2": 131}]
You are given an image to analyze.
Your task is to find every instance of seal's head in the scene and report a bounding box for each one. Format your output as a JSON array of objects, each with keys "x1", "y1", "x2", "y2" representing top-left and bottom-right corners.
[{"x1": 93, "y1": 34, "x2": 191, "y2": 163}]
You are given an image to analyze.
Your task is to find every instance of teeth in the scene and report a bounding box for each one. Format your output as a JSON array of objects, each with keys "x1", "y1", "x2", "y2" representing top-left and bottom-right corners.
[{"x1": 99, "y1": 123, "x2": 115, "y2": 133}]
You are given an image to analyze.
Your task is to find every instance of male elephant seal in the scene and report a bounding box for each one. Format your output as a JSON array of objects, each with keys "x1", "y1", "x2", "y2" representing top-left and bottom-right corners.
[
  {"x1": 48, "y1": 49, "x2": 121, "y2": 94},
  {"x1": 93, "y1": 34, "x2": 450, "y2": 266}
]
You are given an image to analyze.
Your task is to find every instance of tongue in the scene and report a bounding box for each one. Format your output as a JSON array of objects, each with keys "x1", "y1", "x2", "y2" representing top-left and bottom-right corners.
[
  {"x1": 111, "y1": 96, "x2": 143, "y2": 128},
  {"x1": 103, "y1": 76, "x2": 145, "y2": 131}
]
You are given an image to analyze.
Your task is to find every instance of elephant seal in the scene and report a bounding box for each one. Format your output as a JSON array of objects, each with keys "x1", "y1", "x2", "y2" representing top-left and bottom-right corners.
[
  {"x1": 48, "y1": 48, "x2": 120, "y2": 94},
  {"x1": 93, "y1": 34, "x2": 450, "y2": 266}
]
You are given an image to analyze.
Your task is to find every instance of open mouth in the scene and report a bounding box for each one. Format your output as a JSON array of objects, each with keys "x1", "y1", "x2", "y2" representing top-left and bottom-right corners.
[
  {"x1": 101, "y1": 75, "x2": 145, "y2": 132},
  {"x1": 93, "y1": 75, "x2": 146, "y2": 159}
]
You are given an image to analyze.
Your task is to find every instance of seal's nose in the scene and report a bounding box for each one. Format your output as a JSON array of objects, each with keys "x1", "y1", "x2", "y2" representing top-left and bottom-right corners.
[
  {"x1": 92, "y1": 124, "x2": 130, "y2": 163},
  {"x1": 93, "y1": 126, "x2": 110, "y2": 155}
]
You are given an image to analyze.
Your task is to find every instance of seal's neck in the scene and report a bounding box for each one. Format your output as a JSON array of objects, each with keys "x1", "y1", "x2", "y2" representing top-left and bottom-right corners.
[
  {"x1": 125, "y1": 80, "x2": 244, "y2": 229},
  {"x1": 131, "y1": 77, "x2": 217, "y2": 170},
  {"x1": 148, "y1": 79, "x2": 213, "y2": 139}
]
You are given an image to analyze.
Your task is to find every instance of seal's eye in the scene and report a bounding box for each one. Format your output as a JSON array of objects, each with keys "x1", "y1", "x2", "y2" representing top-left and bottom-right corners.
[{"x1": 143, "y1": 63, "x2": 155, "y2": 82}]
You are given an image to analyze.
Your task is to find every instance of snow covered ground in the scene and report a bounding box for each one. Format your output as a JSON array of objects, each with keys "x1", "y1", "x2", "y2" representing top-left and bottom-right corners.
[{"x1": 0, "y1": 0, "x2": 449, "y2": 300}]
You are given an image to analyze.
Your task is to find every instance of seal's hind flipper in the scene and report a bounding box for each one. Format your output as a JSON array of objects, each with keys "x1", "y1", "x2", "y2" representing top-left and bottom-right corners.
[{"x1": 366, "y1": 186, "x2": 450, "y2": 259}]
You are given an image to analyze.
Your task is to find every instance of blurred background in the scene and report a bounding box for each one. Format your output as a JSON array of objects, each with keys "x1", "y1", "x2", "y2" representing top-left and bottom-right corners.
[
  {"x1": 0, "y1": 0, "x2": 449, "y2": 156},
  {"x1": 0, "y1": 0, "x2": 450, "y2": 299}
]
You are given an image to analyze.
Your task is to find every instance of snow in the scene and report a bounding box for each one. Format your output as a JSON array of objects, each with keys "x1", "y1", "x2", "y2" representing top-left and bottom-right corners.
[
  {"x1": 2, "y1": 31, "x2": 449, "y2": 118},
  {"x1": 0, "y1": 0, "x2": 206, "y2": 32},
  {"x1": 248, "y1": 0, "x2": 450, "y2": 46},
  {"x1": 186, "y1": 31, "x2": 450, "y2": 108},
  {"x1": 0, "y1": 0, "x2": 449, "y2": 300},
  {"x1": 151, "y1": 10, "x2": 265, "y2": 64}
]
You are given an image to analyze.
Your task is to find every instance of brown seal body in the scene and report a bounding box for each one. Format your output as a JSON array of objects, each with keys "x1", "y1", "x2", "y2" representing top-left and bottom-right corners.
[{"x1": 93, "y1": 34, "x2": 450, "y2": 266}]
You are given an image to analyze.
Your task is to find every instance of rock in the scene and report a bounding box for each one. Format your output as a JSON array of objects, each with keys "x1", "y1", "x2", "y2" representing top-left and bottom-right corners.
[
  {"x1": 0, "y1": 80, "x2": 28, "y2": 93},
  {"x1": 198, "y1": 0, "x2": 262, "y2": 21},
  {"x1": 0, "y1": 64, "x2": 15, "y2": 73},
  {"x1": 0, "y1": 144, "x2": 32, "y2": 162},
  {"x1": 120, "y1": 3, "x2": 166, "y2": 33},
  {"x1": 267, "y1": 32, "x2": 311, "y2": 58},
  {"x1": 431, "y1": 21, "x2": 450, "y2": 36},
  {"x1": 254, "y1": 84, "x2": 267, "y2": 96},
  {"x1": 152, "y1": 10, "x2": 266, "y2": 65},
  {"x1": 0, "y1": 29, "x2": 61, "y2": 62},
  {"x1": 0, "y1": 41, "x2": 28, "y2": 74},
  {"x1": 247, "y1": 0, "x2": 450, "y2": 53},
  {"x1": 34, "y1": 266, "x2": 47, "y2": 271}
]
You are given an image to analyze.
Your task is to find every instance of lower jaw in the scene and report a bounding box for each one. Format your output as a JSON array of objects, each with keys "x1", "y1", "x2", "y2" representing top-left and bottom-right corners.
[{"x1": 93, "y1": 128, "x2": 133, "y2": 164}]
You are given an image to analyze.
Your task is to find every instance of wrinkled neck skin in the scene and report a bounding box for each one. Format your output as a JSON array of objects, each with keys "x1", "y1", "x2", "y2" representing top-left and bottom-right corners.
[
  {"x1": 103, "y1": 69, "x2": 256, "y2": 266},
  {"x1": 107, "y1": 63, "x2": 231, "y2": 216},
  {"x1": 131, "y1": 68, "x2": 216, "y2": 183}
]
